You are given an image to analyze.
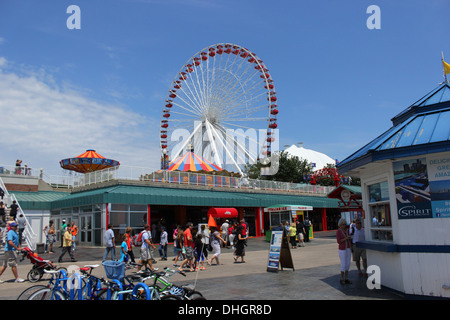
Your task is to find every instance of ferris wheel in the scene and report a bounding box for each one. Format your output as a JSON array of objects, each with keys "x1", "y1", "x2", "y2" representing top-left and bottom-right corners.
[{"x1": 160, "y1": 43, "x2": 278, "y2": 174}]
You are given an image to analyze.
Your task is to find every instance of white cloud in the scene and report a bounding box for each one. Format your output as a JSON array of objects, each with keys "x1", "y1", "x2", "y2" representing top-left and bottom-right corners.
[{"x1": 0, "y1": 57, "x2": 161, "y2": 175}]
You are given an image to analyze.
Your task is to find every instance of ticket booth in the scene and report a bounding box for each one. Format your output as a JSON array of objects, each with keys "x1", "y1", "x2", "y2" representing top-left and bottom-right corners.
[{"x1": 263, "y1": 204, "x2": 313, "y2": 241}]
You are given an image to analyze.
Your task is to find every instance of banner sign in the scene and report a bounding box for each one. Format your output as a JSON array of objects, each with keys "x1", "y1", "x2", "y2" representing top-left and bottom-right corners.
[{"x1": 394, "y1": 153, "x2": 450, "y2": 219}]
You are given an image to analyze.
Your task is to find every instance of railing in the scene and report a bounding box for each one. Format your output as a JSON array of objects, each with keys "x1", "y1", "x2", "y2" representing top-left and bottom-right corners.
[
  {"x1": 0, "y1": 163, "x2": 336, "y2": 195},
  {"x1": 0, "y1": 176, "x2": 38, "y2": 250},
  {"x1": 76, "y1": 165, "x2": 335, "y2": 195},
  {"x1": 0, "y1": 164, "x2": 38, "y2": 177}
]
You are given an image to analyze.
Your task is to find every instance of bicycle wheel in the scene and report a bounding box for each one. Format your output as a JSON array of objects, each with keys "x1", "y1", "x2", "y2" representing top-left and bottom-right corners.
[
  {"x1": 28, "y1": 288, "x2": 66, "y2": 300},
  {"x1": 27, "y1": 269, "x2": 43, "y2": 283},
  {"x1": 187, "y1": 292, "x2": 206, "y2": 300},
  {"x1": 160, "y1": 294, "x2": 182, "y2": 300},
  {"x1": 17, "y1": 285, "x2": 48, "y2": 300}
]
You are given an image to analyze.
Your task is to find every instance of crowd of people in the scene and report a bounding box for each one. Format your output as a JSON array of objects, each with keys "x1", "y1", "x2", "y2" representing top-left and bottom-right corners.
[
  {"x1": 96, "y1": 218, "x2": 251, "y2": 274},
  {"x1": 283, "y1": 217, "x2": 312, "y2": 249}
]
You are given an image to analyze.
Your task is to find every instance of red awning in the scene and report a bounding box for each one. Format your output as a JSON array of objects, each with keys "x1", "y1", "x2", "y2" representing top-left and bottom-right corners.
[{"x1": 207, "y1": 208, "x2": 238, "y2": 218}]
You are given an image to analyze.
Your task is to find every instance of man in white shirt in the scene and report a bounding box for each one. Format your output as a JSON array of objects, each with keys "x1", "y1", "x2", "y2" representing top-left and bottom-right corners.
[
  {"x1": 221, "y1": 220, "x2": 229, "y2": 248},
  {"x1": 351, "y1": 219, "x2": 367, "y2": 277}
]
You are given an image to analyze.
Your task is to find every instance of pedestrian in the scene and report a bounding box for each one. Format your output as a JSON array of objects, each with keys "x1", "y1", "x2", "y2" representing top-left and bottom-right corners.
[
  {"x1": 138, "y1": 224, "x2": 157, "y2": 272},
  {"x1": 172, "y1": 226, "x2": 179, "y2": 261},
  {"x1": 59, "y1": 219, "x2": 67, "y2": 248},
  {"x1": 118, "y1": 234, "x2": 129, "y2": 263},
  {"x1": 229, "y1": 222, "x2": 237, "y2": 247},
  {"x1": 125, "y1": 227, "x2": 135, "y2": 263},
  {"x1": 103, "y1": 224, "x2": 115, "y2": 261},
  {"x1": 173, "y1": 228, "x2": 184, "y2": 267},
  {"x1": 289, "y1": 222, "x2": 297, "y2": 248},
  {"x1": 207, "y1": 226, "x2": 225, "y2": 266},
  {"x1": 70, "y1": 221, "x2": 78, "y2": 251},
  {"x1": 158, "y1": 226, "x2": 168, "y2": 261},
  {"x1": 284, "y1": 221, "x2": 290, "y2": 235},
  {"x1": 9, "y1": 201, "x2": 18, "y2": 221},
  {"x1": 17, "y1": 214, "x2": 26, "y2": 246},
  {"x1": 0, "y1": 201, "x2": 6, "y2": 223},
  {"x1": 179, "y1": 222, "x2": 195, "y2": 272},
  {"x1": 58, "y1": 225, "x2": 76, "y2": 263},
  {"x1": 0, "y1": 222, "x2": 24, "y2": 283},
  {"x1": 221, "y1": 220, "x2": 230, "y2": 248},
  {"x1": 336, "y1": 218, "x2": 352, "y2": 285},
  {"x1": 44, "y1": 220, "x2": 56, "y2": 254},
  {"x1": 233, "y1": 225, "x2": 247, "y2": 263},
  {"x1": 303, "y1": 216, "x2": 311, "y2": 242},
  {"x1": 196, "y1": 224, "x2": 210, "y2": 249},
  {"x1": 194, "y1": 233, "x2": 207, "y2": 270},
  {"x1": 295, "y1": 219, "x2": 305, "y2": 247},
  {"x1": 351, "y1": 218, "x2": 368, "y2": 277},
  {"x1": 15, "y1": 160, "x2": 22, "y2": 175}
]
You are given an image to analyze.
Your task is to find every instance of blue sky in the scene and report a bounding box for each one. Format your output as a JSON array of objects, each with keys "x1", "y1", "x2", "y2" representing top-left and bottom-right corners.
[{"x1": 0, "y1": 0, "x2": 449, "y2": 176}]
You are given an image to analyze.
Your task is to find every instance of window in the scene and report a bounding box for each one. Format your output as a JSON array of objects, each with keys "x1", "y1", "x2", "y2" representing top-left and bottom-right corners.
[
  {"x1": 269, "y1": 211, "x2": 291, "y2": 228},
  {"x1": 367, "y1": 181, "x2": 393, "y2": 242}
]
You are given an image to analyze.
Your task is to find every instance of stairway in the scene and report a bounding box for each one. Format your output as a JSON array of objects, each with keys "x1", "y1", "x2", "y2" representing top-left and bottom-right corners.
[{"x1": 0, "y1": 176, "x2": 37, "y2": 251}]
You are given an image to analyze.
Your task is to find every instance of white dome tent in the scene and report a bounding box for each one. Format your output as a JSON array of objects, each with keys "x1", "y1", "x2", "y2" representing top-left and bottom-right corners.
[{"x1": 284, "y1": 143, "x2": 335, "y2": 171}]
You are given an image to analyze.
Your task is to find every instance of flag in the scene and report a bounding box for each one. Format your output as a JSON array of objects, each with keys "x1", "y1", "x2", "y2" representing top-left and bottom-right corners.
[
  {"x1": 207, "y1": 214, "x2": 217, "y2": 228},
  {"x1": 443, "y1": 59, "x2": 450, "y2": 75}
]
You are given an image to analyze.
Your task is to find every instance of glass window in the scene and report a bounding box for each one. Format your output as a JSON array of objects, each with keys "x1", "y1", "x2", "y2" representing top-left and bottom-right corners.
[
  {"x1": 368, "y1": 181, "x2": 389, "y2": 202},
  {"x1": 111, "y1": 204, "x2": 128, "y2": 211},
  {"x1": 81, "y1": 206, "x2": 93, "y2": 213},
  {"x1": 109, "y1": 211, "x2": 128, "y2": 229},
  {"x1": 130, "y1": 212, "x2": 147, "y2": 228},
  {"x1": 368, "y1": 181, "x2": 393, "y2": 242},
  {"x1": 130, "y1": 204, "x2": 147, "y2": 212},
  {"x1": 270, "y1": 213, "x2": 280, "y2": 227}
]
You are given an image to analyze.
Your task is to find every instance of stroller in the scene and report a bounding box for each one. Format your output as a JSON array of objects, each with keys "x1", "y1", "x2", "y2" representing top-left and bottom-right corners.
[{"x1": 20, "y1": 247, "x2": 66, "y2": 282}]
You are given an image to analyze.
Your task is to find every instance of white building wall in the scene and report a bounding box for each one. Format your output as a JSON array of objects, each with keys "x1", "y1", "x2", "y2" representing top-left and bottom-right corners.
[{"x1": 359, "y1": 153, "x2": 450, "y2": 297}]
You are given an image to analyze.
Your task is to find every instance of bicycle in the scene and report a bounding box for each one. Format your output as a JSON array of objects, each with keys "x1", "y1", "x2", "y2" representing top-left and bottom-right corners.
[
  {"x1": 26, "y1": 269, "x2": 77, "y2": 300},
  {"x1": 132, "y1": 267, "x2": 205, "y2": 300}
]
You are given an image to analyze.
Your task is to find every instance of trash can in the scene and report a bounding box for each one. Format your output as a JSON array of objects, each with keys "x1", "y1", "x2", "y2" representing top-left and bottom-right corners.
[{"x1": 36, "y1": 243, "x2": 45, "y2": 254}]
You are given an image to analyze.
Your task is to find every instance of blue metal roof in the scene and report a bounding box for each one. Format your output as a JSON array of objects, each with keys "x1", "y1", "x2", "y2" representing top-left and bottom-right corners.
[{"x1": 338, "y1": 82, "x2": 450, "y2": 174}]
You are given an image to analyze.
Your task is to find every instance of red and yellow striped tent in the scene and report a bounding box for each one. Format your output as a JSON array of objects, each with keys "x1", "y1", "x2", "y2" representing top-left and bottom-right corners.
[
  {"x1": 59, "y1": 149, "x2": 120, "y2": 173},
  {"x1": 167, "y1": 151, "x2": 222, "y2": 172}
]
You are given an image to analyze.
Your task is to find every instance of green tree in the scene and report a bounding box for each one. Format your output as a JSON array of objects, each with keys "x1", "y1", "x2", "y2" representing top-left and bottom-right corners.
[{"x1": 244, "y1": 151, "x2": 313, "y2": 183}]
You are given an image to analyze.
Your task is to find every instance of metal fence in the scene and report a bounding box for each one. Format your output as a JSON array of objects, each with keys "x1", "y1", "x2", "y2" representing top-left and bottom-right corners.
[{"x1": 0, "y1": 163, "x2": 335, "y2": 195}]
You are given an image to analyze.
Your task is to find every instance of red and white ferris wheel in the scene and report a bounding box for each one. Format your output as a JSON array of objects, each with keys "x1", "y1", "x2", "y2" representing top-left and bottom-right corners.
[{"x1": 160, "y1": 43, "x2": 278, "y2": 174}]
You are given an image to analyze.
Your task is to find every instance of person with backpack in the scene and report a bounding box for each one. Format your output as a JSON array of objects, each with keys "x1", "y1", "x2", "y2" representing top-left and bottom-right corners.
[
  {"x1": 137, "y1": 224, "x2": 157, "y2": 272},
  {"x1": 303, "y1": 217, "x2": 312, "y2": 242}
]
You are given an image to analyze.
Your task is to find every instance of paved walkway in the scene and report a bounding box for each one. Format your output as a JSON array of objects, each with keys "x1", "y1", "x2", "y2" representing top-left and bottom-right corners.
[{"x1": 0, "y1": 237, "x2": 402, "y2": 300}]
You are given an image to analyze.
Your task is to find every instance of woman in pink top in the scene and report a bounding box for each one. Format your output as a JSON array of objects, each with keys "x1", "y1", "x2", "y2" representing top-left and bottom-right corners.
[{"x1": 336, "y1": 218, "x2": 352, "y2": 285}]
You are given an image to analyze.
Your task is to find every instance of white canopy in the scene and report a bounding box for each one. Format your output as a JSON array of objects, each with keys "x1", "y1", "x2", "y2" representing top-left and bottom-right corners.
[{"x1": 284, "y1": 144, "x2": 335, "y2": 171}]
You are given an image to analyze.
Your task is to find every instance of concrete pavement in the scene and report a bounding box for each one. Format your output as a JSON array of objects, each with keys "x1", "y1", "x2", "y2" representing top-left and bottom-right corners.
[{"x1": 0, "y1": 236, "x2": 402, "y2": 300}]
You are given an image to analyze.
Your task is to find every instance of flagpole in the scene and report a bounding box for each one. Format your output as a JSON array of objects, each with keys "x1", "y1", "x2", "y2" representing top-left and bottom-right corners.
[{"x1": 442, "y1": 51, "x2": 448, "y2": 83}]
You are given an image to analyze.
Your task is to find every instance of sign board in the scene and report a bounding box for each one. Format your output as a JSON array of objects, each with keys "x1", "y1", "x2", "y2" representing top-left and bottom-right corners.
[
  {"x1": 267, "y1": 227, "x2": 294, "y2": 272},
  {"x1": 394, "y1": 153, "x2": 450, "y2": 219},
  {"x1": 264, "y1": 205, "x2": 313, "y2": 213}
]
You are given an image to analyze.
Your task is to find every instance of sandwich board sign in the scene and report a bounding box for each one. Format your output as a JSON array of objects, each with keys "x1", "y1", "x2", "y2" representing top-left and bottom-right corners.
[{"x1": 267, "y1": 227, "x2": 294, "y2": 272}]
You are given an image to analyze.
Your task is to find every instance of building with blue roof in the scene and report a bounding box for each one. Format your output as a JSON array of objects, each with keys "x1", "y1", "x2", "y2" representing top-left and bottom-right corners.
[{"x1": 337, "y1": 80, "x2": 450, "y2": 298}]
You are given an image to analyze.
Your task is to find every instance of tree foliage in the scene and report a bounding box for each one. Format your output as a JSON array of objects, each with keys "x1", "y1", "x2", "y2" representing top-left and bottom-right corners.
[{"x1": 244, "y1": 151, "x2": 312, "y2": 183}]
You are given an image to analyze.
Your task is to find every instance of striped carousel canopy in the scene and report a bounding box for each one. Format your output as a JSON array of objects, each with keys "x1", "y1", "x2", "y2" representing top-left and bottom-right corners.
[
  {"x1": 167, "y1": 151, "x2": 223, "y2": 172},
  {"x1": 60, "y1": 149, "x2": 120, "y2": 173}
]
